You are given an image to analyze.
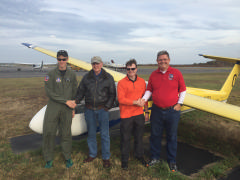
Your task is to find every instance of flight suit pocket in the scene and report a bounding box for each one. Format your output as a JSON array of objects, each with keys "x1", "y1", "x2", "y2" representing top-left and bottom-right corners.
[{"x1": 65, "y1": 77, "x2": 72, "y2": 88}]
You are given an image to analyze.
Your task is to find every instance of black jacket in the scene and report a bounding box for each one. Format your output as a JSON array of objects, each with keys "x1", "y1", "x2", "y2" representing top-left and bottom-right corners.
[{"x1": 76, "y1": 69, "x2": 116, "y2": 109}]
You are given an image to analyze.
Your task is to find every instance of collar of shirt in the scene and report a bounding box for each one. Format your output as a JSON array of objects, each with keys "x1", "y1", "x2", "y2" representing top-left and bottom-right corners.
[
  {"x1": 127, "y1": 75, "x2": 138, "y2": 82},
  {"x1": 94, "y1": 69, "x2": 102, "y2": 77},
  {"x1": 157, "y1": 66, "x2": 172, "y2": 74},
  {"x1": 59, "y1": 70, "x2": 67, "y2": 77},
  {"x1": 56, "y1": 67, "x2": 68, "y2": 75},
  {"x1": 160, "y1": 70, "x2": 167, "y2": 74}
]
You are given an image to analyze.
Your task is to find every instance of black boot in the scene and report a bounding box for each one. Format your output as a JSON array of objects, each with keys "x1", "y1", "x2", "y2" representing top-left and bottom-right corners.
[{"x1": 121, "y1": 161, "x2": 128, "y2": 170}]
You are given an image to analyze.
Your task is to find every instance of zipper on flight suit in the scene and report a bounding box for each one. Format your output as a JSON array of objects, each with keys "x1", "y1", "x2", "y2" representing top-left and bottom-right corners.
[
  {"x1": 94, "y1": 79, "x2": 98, "y2": 108},
  {"x1": 61, "y1": 73, "x2": 65, "y2": 96},
  {"x1": 60, "y1": 69, "x2": 68, "y2": 98}
]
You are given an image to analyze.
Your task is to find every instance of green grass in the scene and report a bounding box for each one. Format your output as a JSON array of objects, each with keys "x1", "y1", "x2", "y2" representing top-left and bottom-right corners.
[
  {"x1": 0, "y1": 71, "x2": 240, "y2": 179},
  {"x1": 197, "y1": 157, "x2": 239, "y2": 179},
  {"x1": 183, "y1": 72, "x2": 230, "y2": 89}
]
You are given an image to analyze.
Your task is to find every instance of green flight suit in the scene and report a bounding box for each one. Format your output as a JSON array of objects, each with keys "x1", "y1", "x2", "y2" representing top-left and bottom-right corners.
[{"x1": 43, "y1": 67, "x2": 78, "y2": 161}]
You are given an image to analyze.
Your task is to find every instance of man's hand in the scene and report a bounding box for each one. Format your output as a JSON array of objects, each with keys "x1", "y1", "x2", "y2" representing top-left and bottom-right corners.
[
  {"x1": 139, "y1": 99, "x2": 146, "y2": 107},
  {"x1": 133, "y1": 98, "x2": 145, "y2": 107},
  {"x1": 72, "y1": 110, "x2": 75, "y2": 118},
  {"x1": 66, "y1": 100, "x2": 77, "y2": 109},
  {"x1": 145, "y1": 113, "x2": 149, "y2": 122},
  {"x1": 174, "y1": 103, "x2": 182, "y2": 111},
  {"x1": 133, "y1": 98, "x2": 140, "y2": 106}
]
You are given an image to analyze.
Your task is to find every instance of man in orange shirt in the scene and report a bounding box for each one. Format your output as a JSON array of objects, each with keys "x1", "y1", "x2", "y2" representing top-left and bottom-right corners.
[{"x1": 117, "y1": 59, "x2": 149, "y2": 170}]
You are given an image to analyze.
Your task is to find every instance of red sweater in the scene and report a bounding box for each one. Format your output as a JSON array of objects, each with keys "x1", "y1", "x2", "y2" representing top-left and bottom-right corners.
[
  {"x1": 147, "y1": 66, "x2": 186, "y2": 108},
  {"x1": 117, "y1": 76, "x2": 146, "y2": 119}
]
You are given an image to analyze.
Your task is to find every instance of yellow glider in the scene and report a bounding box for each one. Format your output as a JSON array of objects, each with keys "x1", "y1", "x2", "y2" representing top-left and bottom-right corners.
[
  {"x1": 22, "y1": 43, "x2": 125, "y2": 82},
  {"x1": 22, "y1": 43, "x2": 240, "y2": 122}
]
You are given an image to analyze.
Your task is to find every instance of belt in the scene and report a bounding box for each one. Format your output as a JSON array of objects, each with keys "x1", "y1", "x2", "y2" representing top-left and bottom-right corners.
[
  {"x1": 158, "y1": 106, "x2": 174, "y2": 110},
  {"x1": 85, "y1": 104, "x2": 105, "y2": 110},
  {"x1": 154, "y1": 104, "x2": 175, "y2": 111}
]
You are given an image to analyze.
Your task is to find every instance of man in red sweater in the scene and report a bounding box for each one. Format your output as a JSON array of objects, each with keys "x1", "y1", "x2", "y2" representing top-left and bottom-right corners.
[
  {"x1": 142, "y1": 50, "x2": 186, "y2": 172},
  {"x1": 117, "y1": 59, "x2": 149, "y2": 170}
]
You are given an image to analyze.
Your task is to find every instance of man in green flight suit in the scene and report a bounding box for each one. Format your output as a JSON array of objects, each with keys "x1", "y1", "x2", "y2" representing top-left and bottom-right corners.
[{"x1": 43, "y1": 50, "x2": 78, "y2": 168}]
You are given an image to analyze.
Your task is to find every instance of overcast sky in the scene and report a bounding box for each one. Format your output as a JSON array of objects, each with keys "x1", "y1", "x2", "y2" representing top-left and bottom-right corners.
[{"x1": 1, "y1": 0, "x2": 240, "y2": 65}]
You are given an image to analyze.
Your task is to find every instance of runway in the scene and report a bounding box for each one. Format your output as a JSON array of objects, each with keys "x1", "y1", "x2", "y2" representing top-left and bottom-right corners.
[
  {"x1": 0, "y1": 65, "x2": 231, "y2": 78},
  {"x1": 0, "y1": 66, "x2": 88, "y2": 78}
]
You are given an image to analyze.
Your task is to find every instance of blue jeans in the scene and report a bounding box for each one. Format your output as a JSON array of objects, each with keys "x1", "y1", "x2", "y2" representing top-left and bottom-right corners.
[
  {"x1": 84, "y1": 108, "x2": 110, "y2": 160},
  {"x1": 150, "y1": 104, "x2": 180, "y2": 163}
]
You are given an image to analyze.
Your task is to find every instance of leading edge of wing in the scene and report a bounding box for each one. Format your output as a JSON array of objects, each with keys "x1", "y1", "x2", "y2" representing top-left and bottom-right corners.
[
  {"x1": 184, "y1": 93, "x2": 240, "y2": 122},
  {"x1": 199, "y1": 54, "x2": 240, "y2": 64},
  {"x1": 22, "y1": 43, "x2": 126, "y2": 82}
]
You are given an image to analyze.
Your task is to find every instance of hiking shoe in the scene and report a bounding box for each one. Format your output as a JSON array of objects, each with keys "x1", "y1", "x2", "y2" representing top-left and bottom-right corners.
[
  {"x1": 66, "y1": 158, "x2": 73, "y2": 168},
  {"x1": 169, "y1": 162, "x2": 177, "y2": 172},
  {"x1": 136, "y1": 157, "x2": 147, "y2": 166},
  {"x1": 146, "y1": 159, "x2": 160, "y2": 167},
  {"x1": 121, "y1": 161, "x2": 128, "y2": 170},
  {"x1": 83, "y1": 156, "x2": 96, "y2": 163},
  {"x1": 44, "y1": 160, "x2": 53, "y2": 168},
  {"x1": 103, "y1": 159, "x2": 111, "y2": 168}
]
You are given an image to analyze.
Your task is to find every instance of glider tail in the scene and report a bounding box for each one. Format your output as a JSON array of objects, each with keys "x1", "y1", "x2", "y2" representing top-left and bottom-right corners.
[
  {"x1": 220, "y1": 63, "x2": 240, "y2": 99},
  {"x1": 40, "y1": 60, "x2": 44, "y2": 71},
  {"x1": 199, "y1": 54, "x2": 240, "y2": 100}
]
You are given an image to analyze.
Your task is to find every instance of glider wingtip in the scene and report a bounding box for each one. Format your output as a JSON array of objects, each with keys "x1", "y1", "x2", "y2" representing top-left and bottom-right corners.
[
  {"x1": 198, "y1": 54, "x2": 203, "y2": 56},
  {"x1": 22, "y1": 43, "x2": 33, "y2": 48}
]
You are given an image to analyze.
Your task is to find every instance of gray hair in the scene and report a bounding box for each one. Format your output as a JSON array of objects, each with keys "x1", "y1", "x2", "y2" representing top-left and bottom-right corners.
[{"x1": 157, "y1": 50, "x2": 170, "y2": 59}]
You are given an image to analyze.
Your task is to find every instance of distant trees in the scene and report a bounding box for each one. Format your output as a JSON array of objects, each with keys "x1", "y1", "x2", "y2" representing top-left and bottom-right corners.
[
  {"x1": 138, "y1": 60, "x2": 234, "y2": 67},
  {"x1": 195, "y1": 60, "x2": 234, "y2": 67}
]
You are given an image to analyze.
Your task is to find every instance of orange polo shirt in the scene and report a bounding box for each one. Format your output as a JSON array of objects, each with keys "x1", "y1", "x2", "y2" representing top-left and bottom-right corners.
[{"x1": 117, "y1": 76, "x2": 146, "y2": 119}]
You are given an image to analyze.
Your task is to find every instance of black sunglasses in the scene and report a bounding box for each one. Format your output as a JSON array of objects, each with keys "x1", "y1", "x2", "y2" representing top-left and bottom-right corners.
[
  {"x1": 92, "y1": 62, "x2": 100, "y2": 65},
  {"x1": 57, "y1": 58, "x2": 67, "y2": 61},
  {"x1": 127, "y1": 68, "x2": 136, "y2": 71}
]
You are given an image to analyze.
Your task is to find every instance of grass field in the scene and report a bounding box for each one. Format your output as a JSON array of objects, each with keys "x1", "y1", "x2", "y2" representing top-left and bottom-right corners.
[{"x1": 0, "y1": 72, "x2": 240, "y2": 179}]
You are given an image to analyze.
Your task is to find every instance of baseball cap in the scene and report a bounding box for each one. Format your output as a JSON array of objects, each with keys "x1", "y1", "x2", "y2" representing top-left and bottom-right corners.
[
  {"x1": 57, "y1": 50, "x2": 68, "y2": 57},
  {"x1": 91, "y1": 56, "x2": 102, "y2": 64}
]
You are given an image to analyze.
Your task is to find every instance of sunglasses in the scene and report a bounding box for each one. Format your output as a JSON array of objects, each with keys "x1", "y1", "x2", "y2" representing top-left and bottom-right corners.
[
  {"x1": 57, "y1": 58, "x2": 67, "y2": 61},
  {"x1": 92, "y1": 62, "x2": 100, "y2": 65},
  {"x1": 127, "y1": 68, "x2": 136, "y2": 71}
]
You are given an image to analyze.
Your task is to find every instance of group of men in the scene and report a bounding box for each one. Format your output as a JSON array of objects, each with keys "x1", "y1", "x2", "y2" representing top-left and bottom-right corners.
[{"x1": 42, "y1": 49, "x2": 186, "y2": 172}]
